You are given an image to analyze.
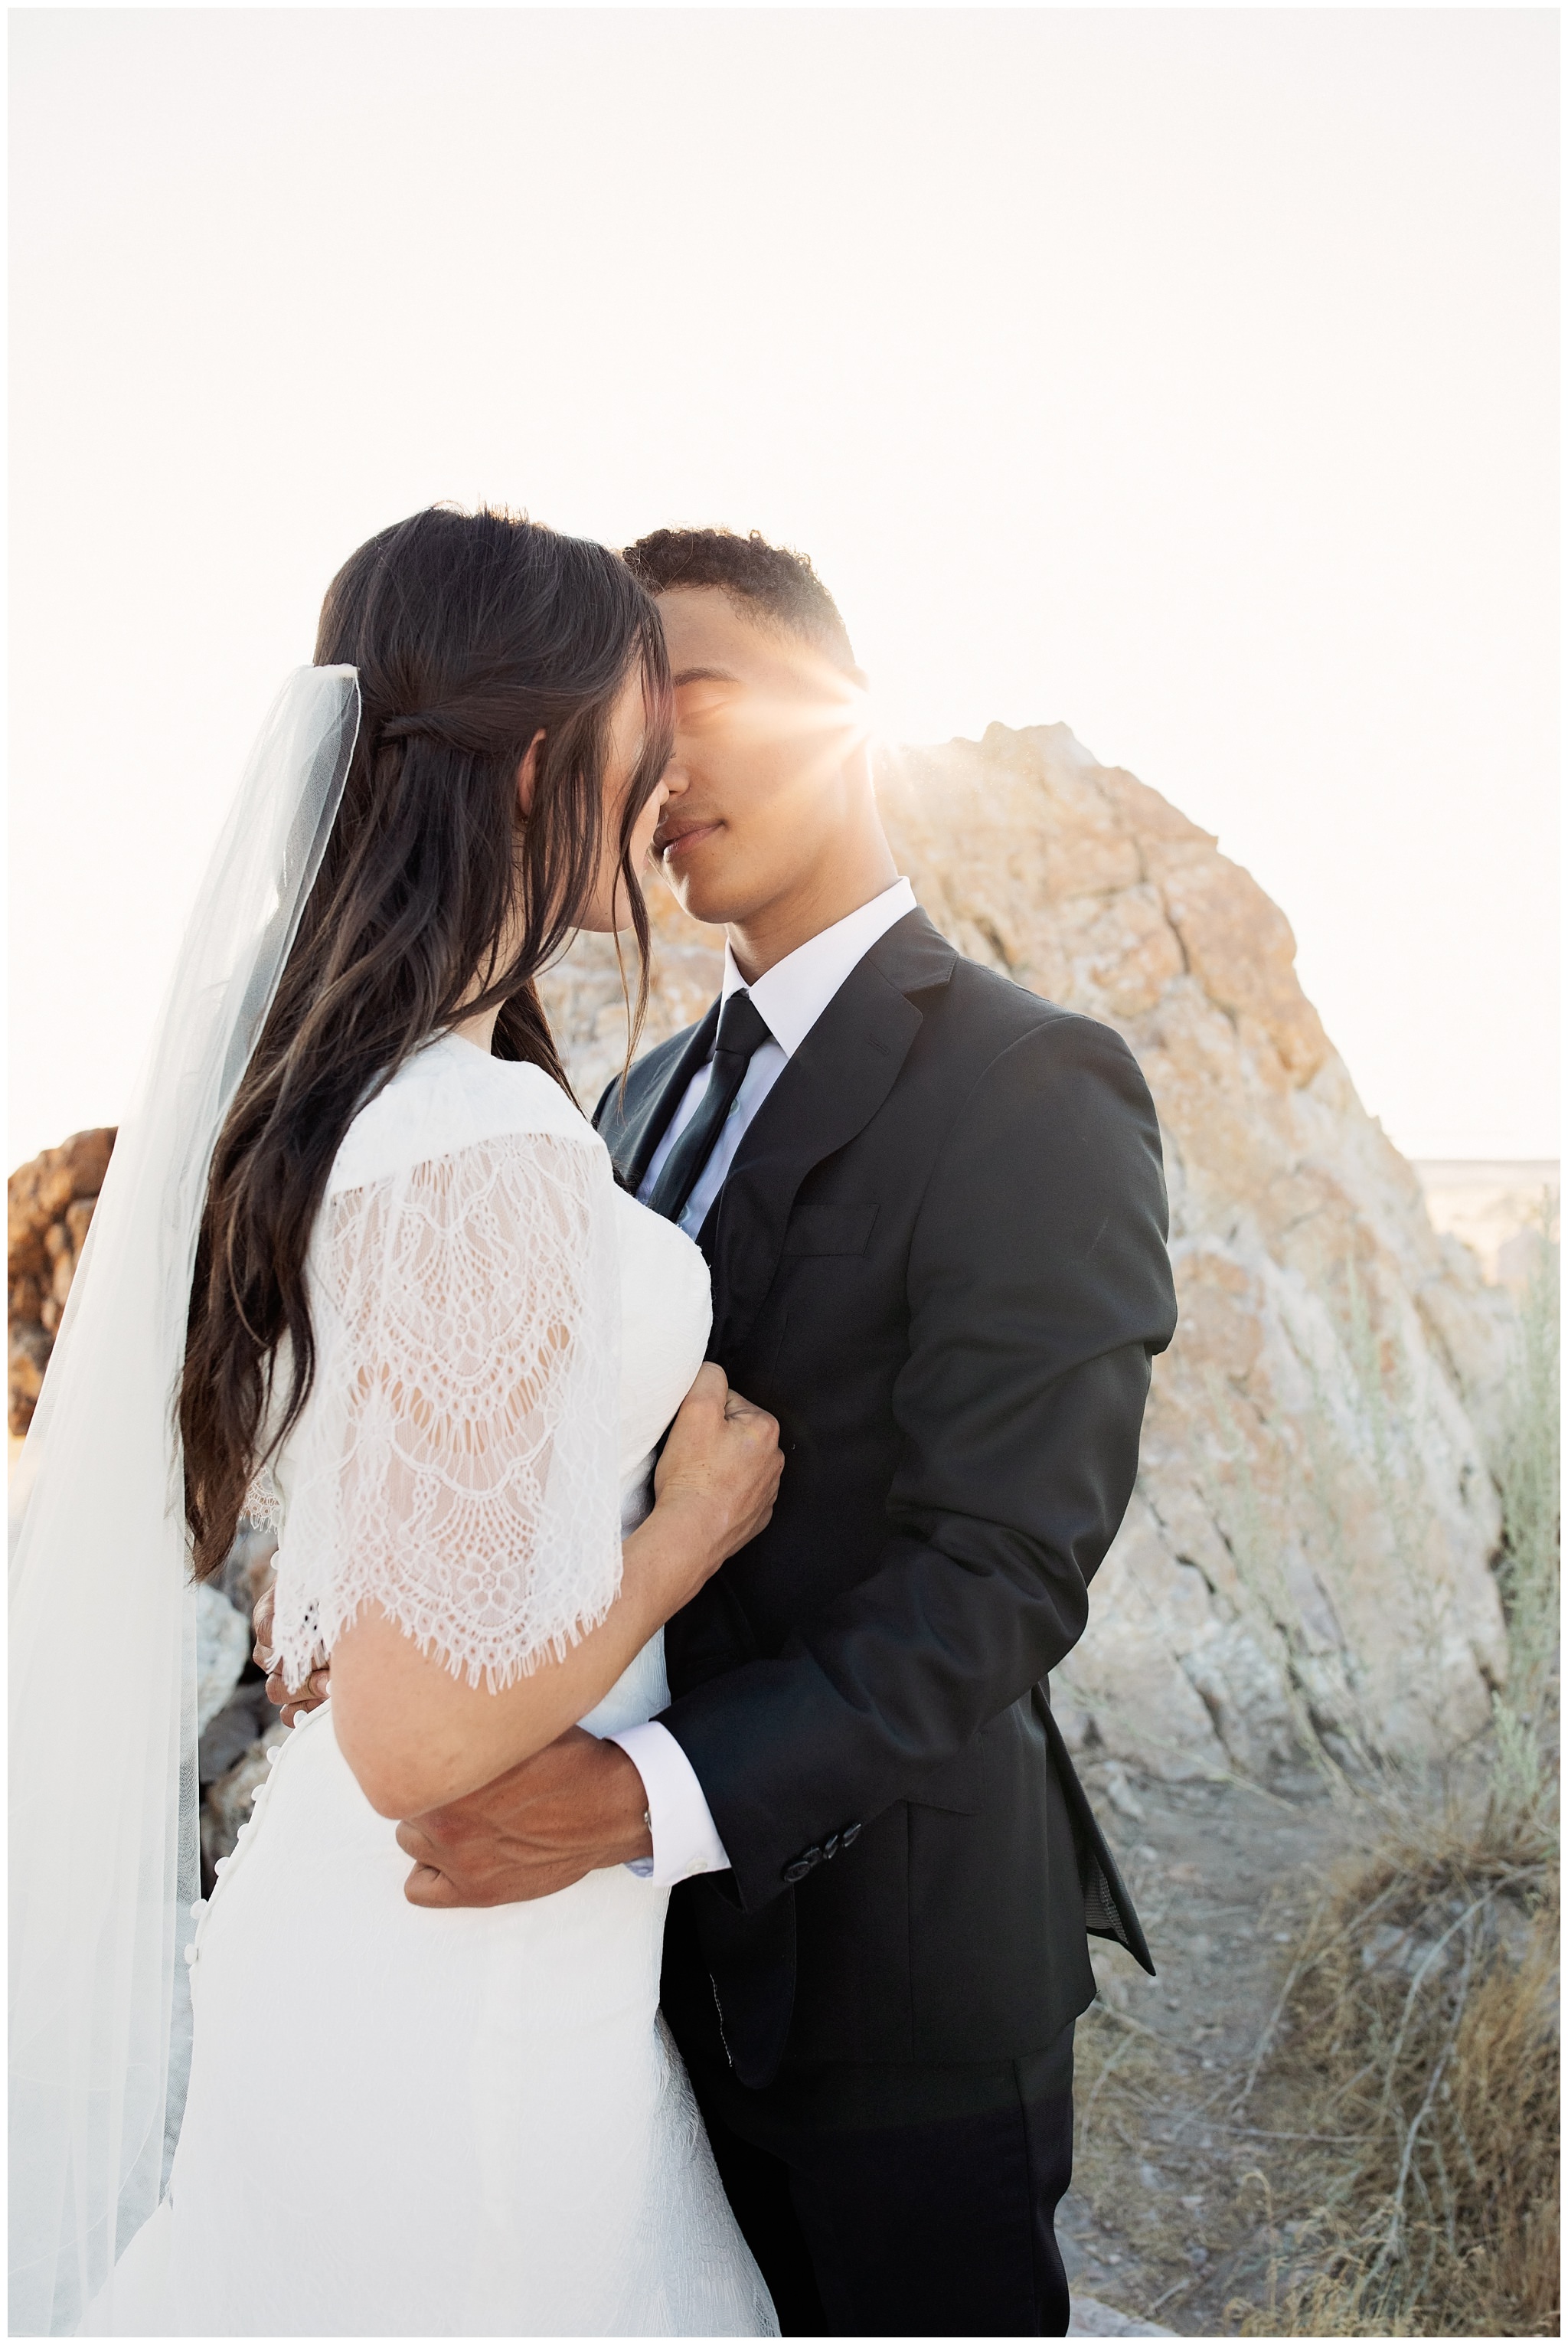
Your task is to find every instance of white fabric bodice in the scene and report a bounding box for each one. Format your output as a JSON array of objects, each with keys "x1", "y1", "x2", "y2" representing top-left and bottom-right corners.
[
  {"x1": 611, "y1": 1179, "x2": 714, "y2": 1514},
  {"x1": 586, "y1": 1182, "x2": 714, "y2": 1736},
  {"x1": 266, "y1": 1032, "x2": 711, "y2": 1725}
]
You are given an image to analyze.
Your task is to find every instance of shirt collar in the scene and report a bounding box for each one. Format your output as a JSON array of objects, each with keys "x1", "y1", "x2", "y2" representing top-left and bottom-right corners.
[{"x1": 718, "y1": 877, "x2": 918, "y2": 1058}]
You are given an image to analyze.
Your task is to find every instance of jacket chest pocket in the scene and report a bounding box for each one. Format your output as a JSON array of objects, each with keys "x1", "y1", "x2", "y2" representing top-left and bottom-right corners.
[{"x1": 784, "y1": 1202, "x2": 879, "y2": 1258}]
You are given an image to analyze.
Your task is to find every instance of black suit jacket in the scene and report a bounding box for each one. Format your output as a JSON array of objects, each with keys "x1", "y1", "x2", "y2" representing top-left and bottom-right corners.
[{"x1": 596, "y1": 911, "x2": 1178, "y2": 2088}]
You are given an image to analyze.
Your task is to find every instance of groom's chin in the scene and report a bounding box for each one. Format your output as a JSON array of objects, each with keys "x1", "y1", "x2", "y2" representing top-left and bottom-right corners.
[{"x1": 658, "y1": 850, "x2": 735, "y2": 929}]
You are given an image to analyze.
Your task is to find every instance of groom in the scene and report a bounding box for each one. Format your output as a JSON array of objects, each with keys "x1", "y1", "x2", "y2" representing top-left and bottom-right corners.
[{"x1": 395, "y1": 531, "x2": 1178, "y2": 2336}]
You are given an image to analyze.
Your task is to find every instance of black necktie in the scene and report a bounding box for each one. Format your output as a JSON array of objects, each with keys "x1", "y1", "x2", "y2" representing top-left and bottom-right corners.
[{"x1": 646, "y1": 990, "x2": 773, "y2": 1225}]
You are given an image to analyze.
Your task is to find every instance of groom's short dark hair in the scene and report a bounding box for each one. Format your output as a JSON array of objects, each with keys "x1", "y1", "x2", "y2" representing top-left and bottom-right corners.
[{"x1": 622, "y1": 528, "x2": 858, "y2": 675}]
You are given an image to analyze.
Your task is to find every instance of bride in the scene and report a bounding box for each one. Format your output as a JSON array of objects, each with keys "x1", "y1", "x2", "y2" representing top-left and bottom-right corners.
[{"x1": 10, "y1": 507, "x2": 782, "y2": 2337}]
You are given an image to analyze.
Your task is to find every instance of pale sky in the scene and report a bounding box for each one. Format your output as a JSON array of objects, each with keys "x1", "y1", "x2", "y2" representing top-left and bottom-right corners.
[{"x1": 9, "y1": 6, "x2": 1558, "y2": 1168}]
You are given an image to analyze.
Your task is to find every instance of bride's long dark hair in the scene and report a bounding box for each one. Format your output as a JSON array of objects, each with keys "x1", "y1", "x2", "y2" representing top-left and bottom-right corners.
[{"x1": 180, "y1": 505, "x2": 671, "y2": 1578}]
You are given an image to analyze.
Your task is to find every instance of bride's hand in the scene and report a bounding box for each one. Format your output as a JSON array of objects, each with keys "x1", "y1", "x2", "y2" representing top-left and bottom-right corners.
[
  {"x1": 643, "y1": 1363, "x2": 783, "y2": 1602},
  {"x1": 252, "y1": 1581, "x2": 331, "y2": 1728}
]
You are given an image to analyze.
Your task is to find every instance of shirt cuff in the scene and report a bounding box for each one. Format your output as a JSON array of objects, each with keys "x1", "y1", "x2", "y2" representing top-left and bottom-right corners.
[{"x1": 608, "y1": 1720, "x2": 731, "y2": 1885}]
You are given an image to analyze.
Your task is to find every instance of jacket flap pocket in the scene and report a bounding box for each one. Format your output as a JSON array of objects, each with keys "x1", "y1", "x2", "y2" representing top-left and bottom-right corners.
[
  {"x1": 784, "y1": 1202, "x2": 879, "y2": 1258},
  {"x1": 905, "y1": 1740, "x2": 983, "y2": 1814}
]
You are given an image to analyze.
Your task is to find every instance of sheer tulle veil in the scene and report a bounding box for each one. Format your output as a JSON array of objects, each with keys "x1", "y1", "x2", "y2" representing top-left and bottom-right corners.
[{"x1": 8, "y1": 667, "x2": 361, "y2": 2334}]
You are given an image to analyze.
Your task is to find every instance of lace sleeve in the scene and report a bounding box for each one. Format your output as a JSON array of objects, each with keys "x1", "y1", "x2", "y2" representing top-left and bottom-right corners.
[{"x1": 271, "y1": 1128, "x2": 622, "y2": 1693}]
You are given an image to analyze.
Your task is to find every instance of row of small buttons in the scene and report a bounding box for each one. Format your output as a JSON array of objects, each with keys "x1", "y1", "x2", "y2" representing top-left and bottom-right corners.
[
  {"x1": 782, "y1": 1821, "x2": 862, "y2": 1885},
  {"x1": 187, "y1": 1721, "x2": 301, "y2": 1965}
]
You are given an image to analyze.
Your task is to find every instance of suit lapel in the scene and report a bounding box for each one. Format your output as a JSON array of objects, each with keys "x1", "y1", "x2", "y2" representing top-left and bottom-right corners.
[
  {"x1": 598, "y1": 999, "x2": 720, "y2": 1193},
  {"x1": 708, "y1": 910, "x2": 956, "y2": 1356}
]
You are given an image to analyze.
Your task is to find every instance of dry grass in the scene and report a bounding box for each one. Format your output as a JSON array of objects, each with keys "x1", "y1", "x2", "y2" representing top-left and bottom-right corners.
[
  {"x1": 1230, "y1": 1230, "x2": 1560, "y2": 2338},
  {"x1": 1231, "y1": 1820, "x2": 1559, "y2": 2337},
  {"x1": 1070, "y1": 2000, "x2": 1229, "y2": 2322}
]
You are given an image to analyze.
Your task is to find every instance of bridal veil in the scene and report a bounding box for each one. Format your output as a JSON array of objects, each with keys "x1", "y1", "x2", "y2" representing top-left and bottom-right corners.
[{"x1": 8, "y1": 669, "x2": 361, "y2": 2335}]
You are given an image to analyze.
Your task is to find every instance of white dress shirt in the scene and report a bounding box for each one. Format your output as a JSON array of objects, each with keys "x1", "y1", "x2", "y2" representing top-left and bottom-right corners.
[{"x1": 609, "y1": 876, "x2": 918, "y2": 1885}]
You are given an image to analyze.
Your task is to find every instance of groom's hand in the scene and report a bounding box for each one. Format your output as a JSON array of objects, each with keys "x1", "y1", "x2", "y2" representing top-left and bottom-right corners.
[{"x1": 396, "y1": 1728, "x2": 654, "y2": 1907}]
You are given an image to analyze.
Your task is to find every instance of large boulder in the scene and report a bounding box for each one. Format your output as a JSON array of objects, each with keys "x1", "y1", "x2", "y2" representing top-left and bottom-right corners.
[{"x1": 541, "y1": 724, "x2": 1515, "y2": 1780}]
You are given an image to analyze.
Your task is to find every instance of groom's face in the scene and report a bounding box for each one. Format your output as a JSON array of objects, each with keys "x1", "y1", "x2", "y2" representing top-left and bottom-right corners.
[{"x1": 652, "y1": 588, "x2": 870, "y2": 930}]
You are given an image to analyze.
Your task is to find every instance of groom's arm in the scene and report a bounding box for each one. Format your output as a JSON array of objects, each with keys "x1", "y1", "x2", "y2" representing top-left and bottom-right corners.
[
  {"x1": 655, "y1": 1011, "x2": 1178, "y2": 1914},
  {"x1": 394, "y1": 1012, "x2": 1175, "y2": 1912}
]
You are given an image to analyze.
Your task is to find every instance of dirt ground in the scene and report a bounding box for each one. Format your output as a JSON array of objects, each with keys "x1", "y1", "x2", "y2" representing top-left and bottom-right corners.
[{"x1": 1057, "y1": 1758, "x2": 1353, "y2": 2337}]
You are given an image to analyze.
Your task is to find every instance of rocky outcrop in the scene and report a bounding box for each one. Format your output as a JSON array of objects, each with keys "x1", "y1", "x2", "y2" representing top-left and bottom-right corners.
[
  {"x1": 196, "y1": 1581, "x2": 251, "y2": 1734},
  {"x1": 8, "y1": 1126, "x2": 115, "y2": 1436},
  {"x1": 196, "y1": 1528, "x2": 283, "y2": 1887},
  {"x1": 541, "y1": 724, "x2": 1518, "y2": 1781}
]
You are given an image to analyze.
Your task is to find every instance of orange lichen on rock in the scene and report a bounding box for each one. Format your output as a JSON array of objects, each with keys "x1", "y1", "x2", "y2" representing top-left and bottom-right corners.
[{"x1": 8, "y1": 1127, "x2": 116, "y2": 1435}]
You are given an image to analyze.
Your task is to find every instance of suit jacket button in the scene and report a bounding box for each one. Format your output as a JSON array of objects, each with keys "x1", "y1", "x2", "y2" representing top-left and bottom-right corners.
[
  {"x1": 822, "y1": 1833, "x2": 841, "y2": 1859},
  {"x1": 782, "y1": 1859, "x2": 812, "y2": 1885},
  {"x1": 841, "y1": 1823, "x2": 861, "y2": 1847}
]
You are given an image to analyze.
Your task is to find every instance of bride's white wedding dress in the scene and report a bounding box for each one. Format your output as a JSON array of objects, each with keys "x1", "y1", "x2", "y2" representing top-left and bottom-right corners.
[{"x1": 90, "y1": 1034, "x2": 776, "y2": 2338}]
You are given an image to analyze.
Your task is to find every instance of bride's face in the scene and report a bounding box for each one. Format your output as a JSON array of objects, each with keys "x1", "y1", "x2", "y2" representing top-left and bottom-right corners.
[{"x1": 573, "y1": 666, "x2": 670, "y2": 935}]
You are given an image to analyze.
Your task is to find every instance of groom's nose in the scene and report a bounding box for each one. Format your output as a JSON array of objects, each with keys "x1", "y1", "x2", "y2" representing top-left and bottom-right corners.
[{"x1": 659, "y1": 747, "x2": 692, "y2": 801}]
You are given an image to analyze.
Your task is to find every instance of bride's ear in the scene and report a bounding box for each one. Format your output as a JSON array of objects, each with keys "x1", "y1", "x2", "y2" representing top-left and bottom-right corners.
[{"x1": 515, "y1": 731, "x2": 546, "y2": 820}]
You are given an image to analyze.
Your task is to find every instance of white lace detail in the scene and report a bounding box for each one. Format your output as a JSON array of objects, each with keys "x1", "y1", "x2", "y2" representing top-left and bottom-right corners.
[
  {"x1": 273, "y1": 1127, "x2": 622, "y2": 1693},
  {"x1": 242, "y1": 1460, "x2": 283, "y2": 1534}
]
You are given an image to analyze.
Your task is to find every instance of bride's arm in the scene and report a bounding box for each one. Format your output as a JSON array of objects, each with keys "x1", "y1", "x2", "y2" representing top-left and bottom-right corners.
[
  {"x1": 267, "y1": 1129, "x2": 779, "y2": 1823},
  {"x1": 331, "y1": 1368, "x2": 779, "y2": 1818}
]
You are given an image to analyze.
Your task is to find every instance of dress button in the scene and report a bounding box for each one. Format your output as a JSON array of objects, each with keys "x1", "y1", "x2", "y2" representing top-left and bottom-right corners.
[
  {"x1": 841, "y1": 1823, "x2": 862, "y2": 1847},
  {"x1": 782, "y1": 1859, "x2": 812, "y2": 1885}
]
